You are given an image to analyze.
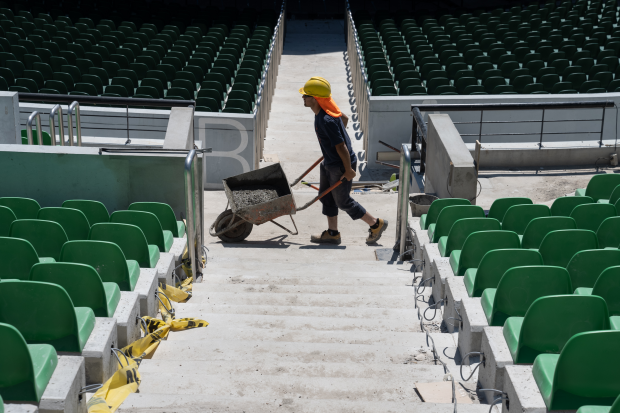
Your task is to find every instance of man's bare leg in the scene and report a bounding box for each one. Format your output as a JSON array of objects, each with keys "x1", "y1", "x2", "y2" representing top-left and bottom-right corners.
[
  {"x1": 361, "y1": 212, "x2": 377, "y2": 227},
  {"x1": 328, "y1": 216, "x2": 338, "y2": 231}
]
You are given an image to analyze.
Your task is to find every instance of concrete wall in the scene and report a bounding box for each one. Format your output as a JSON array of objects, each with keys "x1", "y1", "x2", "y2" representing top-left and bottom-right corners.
[
  {"x1": 0, "y1": 144, "x2": 200, "y2": 217},
  {"x1": 425, "y1": 114, "x2": 478, "y2": 202}
]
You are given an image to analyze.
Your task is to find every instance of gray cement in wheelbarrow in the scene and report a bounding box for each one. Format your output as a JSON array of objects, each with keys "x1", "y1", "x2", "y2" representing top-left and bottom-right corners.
[{"x1": 231, "y1": 185, "x2": 281, "y2": 209}]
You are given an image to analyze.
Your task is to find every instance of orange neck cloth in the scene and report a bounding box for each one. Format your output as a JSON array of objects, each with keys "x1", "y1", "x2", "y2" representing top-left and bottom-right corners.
[{"x1": 314, "y1": 97, "x2": 342, "y2": 118}]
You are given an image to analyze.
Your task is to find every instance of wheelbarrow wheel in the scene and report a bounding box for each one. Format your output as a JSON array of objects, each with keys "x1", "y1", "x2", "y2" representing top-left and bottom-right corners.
[{"x1": 214, "y1": 210, "x2": 253, "y2": 242}]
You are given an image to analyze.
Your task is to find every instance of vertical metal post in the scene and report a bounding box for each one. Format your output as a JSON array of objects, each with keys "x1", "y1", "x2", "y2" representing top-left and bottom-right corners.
[
  {"x1": 126, "y1": 104, "x2": 130, "y2": 144},
  {"x1": 26, "y1": 111, "x2": 42, "y2": 145},
  {"x1": 67, "y1": 101, "x2": 82, "y2": 146},
  {"x1": 600, "y1": 106, "x2": 606, "y2": 147},
  {"x1": 539, "y1": 108, "x2": 546, "y2": 148},
  {"x1": 185, "y1": 149, "x2": 198, "y2": 283},
  {"x1": 478, "y1": 109, "x2": 484, "y2": 143},
  {"x1": 395, "y1": 144, "x2": 411, "y2": 257},
  {"x1": 49, "y1": 104, "x2": 64, "y2": 146},
  {"x1": 192, "y1": 147, "x2": 203, "y2": 283}
]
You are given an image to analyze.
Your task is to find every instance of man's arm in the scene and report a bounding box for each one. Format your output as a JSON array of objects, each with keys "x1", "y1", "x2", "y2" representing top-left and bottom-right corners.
[
  {"x1": 336, "y1": 142, "x2": 356, "y2": 181},
  {"x1": 341, "y1": 113, "x2": 349, "y2": 128}
]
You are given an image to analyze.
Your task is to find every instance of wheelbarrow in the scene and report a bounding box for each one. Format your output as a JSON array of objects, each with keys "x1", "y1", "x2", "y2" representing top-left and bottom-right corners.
[{"x1": 209, "y1": 156, "x2": 344, "y2": 242}]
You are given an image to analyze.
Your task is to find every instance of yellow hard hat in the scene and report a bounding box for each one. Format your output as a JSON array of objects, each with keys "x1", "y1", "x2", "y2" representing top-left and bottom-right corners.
[{"x1": 299, "y1": 76, "x2": 331, "y2": 97}]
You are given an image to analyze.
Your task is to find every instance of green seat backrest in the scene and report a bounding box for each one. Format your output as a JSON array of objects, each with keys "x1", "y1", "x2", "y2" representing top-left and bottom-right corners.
[
  {"x1": 0, "y1": 322, "x2": 57, "y2": 402},
  {"x1": 488, "y1": 197, "x2": 533, "y2": 222},
  {"x1": 0, "y1": 237, "x2": 42, "y2": 280},
  {"x1": 88, "y1": 223, "x2": 152, "y2": 268},
  {"x1": 456, "y1": 230, "x2": 521, "y2": 276},
  {"x1": 570, "y1": 203, "x2": 617, "y2": 232},
  {"x1": 591, "y1": 266, "x2": 620, "y2": 316},
  {"x1": 576, "y1": 394, "x2": 620, "y2": 413},
  {"x1": 539, "y1": 229, "x2": 599, "y2": 267},
  {"x1": 431, "y1": 205, "x2": 485, "y2": 242},
  {"x1": 605, "y1": 185, "x2": 620, "y2": 204},
  {"x1": 597, "y1": 217, "x2": 620, "y2": 248},
  {"x1": 420, "y1": 198, "x2": 470, "y2": 229},
  {"x1": 128, "y1": 202, "x2": 185, "y2": 237},
  {"x1": 583, "y1": 174, "x2": 620, "y2": 201},
  {"x1": 567, "y1": 249, "x2": 620, "y2": 290},
  {"x1": 37, "y1": 207, "x2": 90, "y2": 241},
  {"x1": 488, "y1": 265, "x2": 572, "y2": 325},
  {"x1": 533, "y1": 331, "x2": 620, "y2": 410},
  {"x1": 521, "y1": 217, "x2": 577, "y2": 249},
  {"x1": 508, "y1": 295, "x2": 609, "y2": 364},
  {"x1": 443, "y1": 218, "x2": 500, "y2": 257},
  {"x1": 551, "y1": 196, "x2": 595, "y2": 216},
  {"x1": 0, "y1": 205, "x2": 16, "y2": 236},
  {"x1": 501, "y1": 204, "x2": 551, "y2": 235},
  {"x1": 61, "y1": 200, "x2": 109, "y2": 225},
  {"x1": 0, "y1": 197, "x2": 41, "y2": 219},
  {"x1": 60, "y1": 240, "x2": 136, "y2": 291},
  {"x1": 9, "y1": 220, "x2": 68, "y2": 261},
  {"x1": 0, "y1": 280, "x2": 95, "y2": 352},
  {"x1": 109, "y1": 210, "x2": 167, "y2": 252},
  {"x1": 30, "y1": 262, "x2": 112, "y2": 317},
  {"x1": 469, "y1": 249, "x2": 543, "y2": 297}
]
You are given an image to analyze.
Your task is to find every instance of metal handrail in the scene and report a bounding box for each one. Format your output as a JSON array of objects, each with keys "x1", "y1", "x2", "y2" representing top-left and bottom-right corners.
[
  {"x1": 26, "y1": 111, "x2": 42, "y2": 146},
  {"x1": 184, "y1": 149, "x2": 204, "y2": 283},
  {"x1": 17, "y1": 93, "x2": 195, "y2": 108},
  {"x1": 395, "y1": 144, "x2": 411, "y2": 258},
  {"x1": 67, "y1": 101, "x2": 82, "y2": 146},
  {"x1": 49, "y1": 104, "x2": 64, "y2": 146}
]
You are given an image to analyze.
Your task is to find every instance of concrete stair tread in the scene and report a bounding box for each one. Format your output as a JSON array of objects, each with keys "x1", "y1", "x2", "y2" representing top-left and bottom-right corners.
[
  {"x1": 201, "y1": 274, "x2": 415, "y2": 286},
  {"x1": 193, "y1": 283, "x2": 416, "y2": 295},
  {"x1": 119, "y1": 394, "x2": 488, "y2": 413}
]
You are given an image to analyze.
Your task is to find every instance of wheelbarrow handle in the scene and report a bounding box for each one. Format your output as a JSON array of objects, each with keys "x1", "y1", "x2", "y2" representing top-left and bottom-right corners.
[
  {"x1": 297, "y1": 177, "x2": 346, "y2": 211},
  {"x1": 290, "y1": 156, "x2": 324, "y2": 187}
]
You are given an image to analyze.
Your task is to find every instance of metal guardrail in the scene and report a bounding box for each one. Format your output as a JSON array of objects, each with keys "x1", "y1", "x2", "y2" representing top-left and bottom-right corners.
[
  {"x1": 26, "y1": 111, "x2": 42, "y2": 146},
  {"x1": 49, "y1": 104, "x2": 64, "y2": 146},
  {"x1": 68, "y1": 101, "x2": 82, "y2": 146},
  {"x1": 394, "y1": 144, "x2": 411, "y2": 259},
  {"x1": 412, "y1": 101, "x2": 616, "y2": 175},
  {"x1": 185, "y1": 149, "x2": 204, "y2": 283}
]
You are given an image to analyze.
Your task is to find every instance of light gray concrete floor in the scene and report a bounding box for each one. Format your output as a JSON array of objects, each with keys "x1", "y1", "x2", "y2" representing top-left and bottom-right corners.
[{"x1": 118, "y1": 21, "x2": 489, "y2": 413}]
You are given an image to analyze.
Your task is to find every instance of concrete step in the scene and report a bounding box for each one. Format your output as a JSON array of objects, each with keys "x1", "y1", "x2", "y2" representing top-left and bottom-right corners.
[
  {"x1": 165, "y1": 325, "x2": 453, "y2": 347},
  {"x1": 205, "y1": 245, "x2": 392, "y2": 263},
  {"x1": 201, "y1": 273, "x2": 415, "y2": 286},
  {"x1": 203, "y1": 261, "x2": 414, "y2": 276},
  {"x1": 119, "y1": 394, "x2": 490, "y2": 413},
  {"x1": 193, "y1": 283, "x2": 415, "y2": 295}
]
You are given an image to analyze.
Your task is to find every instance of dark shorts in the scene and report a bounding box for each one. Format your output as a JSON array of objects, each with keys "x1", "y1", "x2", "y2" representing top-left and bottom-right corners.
[{"x1": 319, "y1": 162, "x2": 367, "y2": 220}]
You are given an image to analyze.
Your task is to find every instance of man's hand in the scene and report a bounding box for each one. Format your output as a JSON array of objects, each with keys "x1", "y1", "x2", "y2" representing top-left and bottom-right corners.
[{"x1": 341, "y1": 167, "x2": 356, "y2": 182}]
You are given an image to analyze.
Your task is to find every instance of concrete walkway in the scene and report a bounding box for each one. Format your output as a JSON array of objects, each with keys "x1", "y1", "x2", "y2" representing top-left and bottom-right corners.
[{"x1": 119, "y1": 21, "x2": 488, "y2": 413}]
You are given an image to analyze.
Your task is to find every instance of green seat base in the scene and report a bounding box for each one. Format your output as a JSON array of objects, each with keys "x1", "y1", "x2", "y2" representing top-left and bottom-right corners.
[
  {"x1": 0, "y1": 343, "x2": 57, "y2": 402},
  {"x1": 463, "y1": 268, "x2": 477, "y2": 297},
  {"x1": 147, "y1": 245, "x2": 160, "y2": 268},
  {"x1": 39, "y1": 257, "x2": 56, "y2": 264},
  {"x1": 574, "y1": 287, "x2": 593, "y2": 295},
  {"x1": 163, "y1": 230, "x2": 174, "y2": 252},
  {"x1": 127, "y1": 260, "x2": 140, "y2": 291},
  {"x1": 75, "y1": 307, "x2": 96, "y2": 352},
  {"x1": 598, "y1": 199, "x2": 610, "y2": 204},
  {"x1": 533, "y1": 353, "x2": 560, "y2": 409},
  {"x1": 103, "y1": 282, "x2": 121, "y2": 318},
  {"x1": 611, "y1": 316, "x2": 620, "y2": 330},
  {"x1": 427, "y1": 223, "x2": 436, "y2": 241},
  {"x1": 176, "y1": 221, "x2": 185, "y2": 237},
  {"x1": 481, "y1": 288, "x2": 497, "y2": 325},
  {"x1": 420, "y1": 214, "x2": 428, "y2": 230},
  {"x1": 438, "y1": 236, "x2": 448, "y2": 257},
  {"x1": 449, "y1": 250, "x2": 461, "y2": 275},
  {"x1": 575, "y1": 188, "x2": 586, "y2": 197},
  {"x1": 503, "y1": 316, "x2": 524, "y2": 363}
]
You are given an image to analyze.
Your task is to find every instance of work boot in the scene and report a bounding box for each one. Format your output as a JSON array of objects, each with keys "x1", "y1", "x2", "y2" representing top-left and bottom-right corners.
[
  {"x1": 366, "y1": 218, "x2": 388, "y2": 244},
  {"x1": 310, "y1": 230, "x2": 341, "y2": 245}
]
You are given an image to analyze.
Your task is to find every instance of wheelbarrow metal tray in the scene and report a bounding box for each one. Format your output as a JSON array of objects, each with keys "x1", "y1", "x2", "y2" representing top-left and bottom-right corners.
[{"x1": 222, "y1": 163, "x2": 296, "y2": 226}]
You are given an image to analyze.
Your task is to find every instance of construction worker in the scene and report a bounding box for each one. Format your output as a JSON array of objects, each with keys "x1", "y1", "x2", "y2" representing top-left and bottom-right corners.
[{"x1": 300, "y1": 76, "x2": 388, "y2": 245}]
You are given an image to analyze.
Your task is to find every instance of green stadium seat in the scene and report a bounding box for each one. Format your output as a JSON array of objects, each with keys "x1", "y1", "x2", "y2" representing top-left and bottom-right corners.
[
  {"x1": 61, "y1": 200, "x2": 109, "y2": 225},
  {"x1": 30, "y1": 262, "x2": 120, "y2": 317},
  {"x1": 533, "y1": 331, "x2": 620, "y2": 410},
  {"x1": 0, "y1": 206, "x2": 16, "y2": 237},
  {"x1": 0, "y1": 197, "x2": 41, "y2": 219},
  {"x1": 110, "y1": 210, "x2": 173, "y2": 253},
  {"x1": 9, "y1": 219, "x2": 68, "y2": 261},
  {"x1": 566, "y1": 249, "x2": 620, "y2": 290},
  {"x1": 575, "y1": 394, "x2": 620, "y2": 413},
  {"x1": 419, "y1": 198, "x2": 470, "y2": 229},
  {"x1": 88, "y1": 223, "x2": 159, "y2": 268},
  {"x1": 0, "y1": 322, "x2": 57, "y2": 402},
  {"x1": 464, "y1": 248, "x2": 543, "y2": 297},
  {"x1": 438, "y1": 217, "x2": 500, "y2": 257},
  {"x1": 488, "y1": 197, "x2": 533, "y2": 222},
  {"x1": 428, "y1": 205, "x2": 485, "y2": 242},
  {"x1": 597, "y1": 217, "x2": 620, "y2": 248},
  {"x1": 503, "y1": 295, "x2": 609, "y2": 363},
  {"x1": 521, "y1": 216, "x2": 577, "y2": 249},
  {"x1": 0, "y1": 280, "x2": 95, "y2": 352},
  {"x1": 539, "y1": 229, "x2": 599, "y2": 267},
  {"x1": 570, "y1": 203, "x2": 617, "y2": 232},
  {"x1": 501, "y1": 204, "x2": 551, "y2": 235},
  {"x1": 551, "y1": 196, "x2": 595, "y2": 216},
  {"x1": 481, "y1": 265, "x2": 572, "y2": 326},
  {"x1": 128, "y1": 201, "x2": 185, "y2": 237},
  {"x1": 597, "y1": 184, "x2": 620, "y2": 205},
  {"x1": 575, "y1": 265, "x2": 620, "y2": 316},
  {"x1": 37, "y1": 207, "x2": 90, "y2": 241},
  {"x1": 576, "y1": 174, "x2": 620, "y2": 201},
  {"x1": 450, "y1": 230, "x2": 521, "y2": 276},
  {"x1": 0, "y1": 236, "x2": 56, "y2": 280}
]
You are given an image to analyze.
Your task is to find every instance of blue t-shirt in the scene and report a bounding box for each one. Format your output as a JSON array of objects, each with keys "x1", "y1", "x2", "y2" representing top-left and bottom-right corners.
[{"x1": 314, "y1": 109, "x2": 357, "y2": 167}]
